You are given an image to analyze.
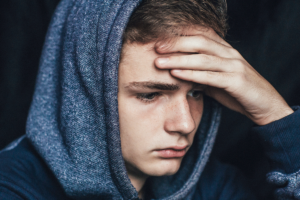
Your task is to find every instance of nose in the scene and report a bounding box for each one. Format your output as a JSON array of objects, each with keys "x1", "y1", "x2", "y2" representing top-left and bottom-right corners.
[{"x1": 164, "y1": 98, "x2": 196, "y2": 135}]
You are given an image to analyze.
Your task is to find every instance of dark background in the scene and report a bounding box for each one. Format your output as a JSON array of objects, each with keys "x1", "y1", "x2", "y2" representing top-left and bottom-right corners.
[{"x1": 1, "y1": 0, "x2": 300, "y2": 199}]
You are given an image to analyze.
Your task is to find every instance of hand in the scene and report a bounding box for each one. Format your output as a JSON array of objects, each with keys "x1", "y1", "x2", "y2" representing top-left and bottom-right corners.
[{"x1": 155, "y1": 28, "x2": 293, "y2": 126}]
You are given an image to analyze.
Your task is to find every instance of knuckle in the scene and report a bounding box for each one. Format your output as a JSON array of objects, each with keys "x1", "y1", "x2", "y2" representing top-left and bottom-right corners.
[
  {"x1": 189, "y1": 70, "x2": 197, "y2": 80},
  {"x1": 206, "y1": 71, "x2": 224, "y2": 86},
  {"x1": 201, "y1": 54, "x2": 222, "y2": 65},
  {"x1": 235, "y1": 73, "x2": 247, "y2": 85},
  {"x1": 206, "y1": 71, "x2": 215, "y2": 76},
  {"x1": 190, "y1": 69, "x2": 195, "y2": 75},
  {"x1": 232, "y1": 59, "x2": 246, "y2": 72},
  {"x1": 197, "y1": 35, "x2": 208, "y2": 47},
  {"x1": 214, "y1": 56, "x2": 223, "y2": 65},
  {"x1": 200, "y1": 54, "x2": 211, "y2": 63},
  {"x1": 228, "y1": 48, "x2": 241, "y2": 57}
]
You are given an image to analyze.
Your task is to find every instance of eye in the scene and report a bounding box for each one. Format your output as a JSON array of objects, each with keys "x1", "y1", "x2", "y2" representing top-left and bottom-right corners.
[
  {"x1": 136, "y1": 92, "x2": 161, "y2": 103},
  {"x1": 187, "y1": 90, "x2": 203, "y2": 99}
]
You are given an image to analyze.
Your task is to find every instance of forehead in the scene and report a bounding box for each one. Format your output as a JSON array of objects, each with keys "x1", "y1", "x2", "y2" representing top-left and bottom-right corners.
[
  {"x1": 118, "y1": 27, "x2": 218, "y2": 86},
  {"x1": 119, "y1": 42, "x2": 185, "y2": 86}
]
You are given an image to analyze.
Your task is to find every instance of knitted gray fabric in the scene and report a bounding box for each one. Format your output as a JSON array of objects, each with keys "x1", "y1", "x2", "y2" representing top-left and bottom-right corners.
[{"x1": 26, "y1": 0, "x2": 222, "y2": 199}]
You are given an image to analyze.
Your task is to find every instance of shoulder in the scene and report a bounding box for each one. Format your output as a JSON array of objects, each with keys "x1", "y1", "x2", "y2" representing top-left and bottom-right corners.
[
  {"x1": 195, "y1": 159, "x2": 257, "y2": 200},
  {"x1": 0, "y1": 137, "x2": 67, "y2": 200}
]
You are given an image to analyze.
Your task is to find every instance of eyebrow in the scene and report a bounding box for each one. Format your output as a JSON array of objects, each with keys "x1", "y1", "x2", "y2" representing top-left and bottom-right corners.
[{"x1": 125, "y1": 81, "x2": 180, "y2": 91}]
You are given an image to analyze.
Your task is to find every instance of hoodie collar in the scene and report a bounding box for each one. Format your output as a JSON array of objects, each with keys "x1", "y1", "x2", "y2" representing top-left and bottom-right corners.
[{"x1": 26, "y1": 0, "x2": 221, "y2": 199}]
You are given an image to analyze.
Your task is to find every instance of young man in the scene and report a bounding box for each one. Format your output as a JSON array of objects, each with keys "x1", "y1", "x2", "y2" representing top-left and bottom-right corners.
[{"x1": 0, "y1": 0, "x2": 299, "y2": 199}]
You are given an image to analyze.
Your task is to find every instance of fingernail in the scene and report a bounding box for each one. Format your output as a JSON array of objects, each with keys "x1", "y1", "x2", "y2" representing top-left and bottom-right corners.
[
  {"x1": 157, "y1": 43, "x2": 167, "y2": 50},
  {"x1": 157, "y1": 57, "x2": 169, "y2": 65},
  {"x1": 172, "y1": 69, "x2": 182, "y2": 73}
]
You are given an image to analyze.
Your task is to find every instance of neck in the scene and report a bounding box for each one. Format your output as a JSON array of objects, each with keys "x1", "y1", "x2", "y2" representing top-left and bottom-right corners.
[
  {"x1": 125, "y1": 163, "x2": 148, "y2": 199},
  {"x1": 128, "y1": 172, "x2": 147, "y2": 199}
]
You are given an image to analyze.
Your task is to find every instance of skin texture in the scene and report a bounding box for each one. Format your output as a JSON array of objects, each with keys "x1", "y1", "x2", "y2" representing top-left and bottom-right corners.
[
  {"x1": 118, "y1": 42, "x2": 204, "y2": 197},
  {"x1": 118, "y1": 27, "x2": 293, "y2": 198},
  {"x1": 155, "y1": 27, "x2": 293, "y2": 126}
]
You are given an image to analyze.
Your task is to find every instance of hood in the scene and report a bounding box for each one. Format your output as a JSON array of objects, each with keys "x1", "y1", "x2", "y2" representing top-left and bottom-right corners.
[{"x1": 26, "y1": 0, "x2": 222, "y2": 199}]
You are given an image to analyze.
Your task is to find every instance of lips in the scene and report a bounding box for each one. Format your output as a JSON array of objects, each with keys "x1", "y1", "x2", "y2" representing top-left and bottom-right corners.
[{"x1": 155, "y1": 145, "x2": 188, "y2": 158}]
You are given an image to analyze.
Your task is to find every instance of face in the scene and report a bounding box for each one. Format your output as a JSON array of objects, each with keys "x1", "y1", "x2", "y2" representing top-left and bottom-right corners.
[{"x1": 118, "y1": 41, "x2": 204, "y2": 177}]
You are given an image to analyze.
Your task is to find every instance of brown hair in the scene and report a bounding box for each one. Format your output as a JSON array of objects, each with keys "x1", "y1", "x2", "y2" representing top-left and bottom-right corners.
[{"x1": 123, "y1": 0, "x2": 228, "y2": 44}]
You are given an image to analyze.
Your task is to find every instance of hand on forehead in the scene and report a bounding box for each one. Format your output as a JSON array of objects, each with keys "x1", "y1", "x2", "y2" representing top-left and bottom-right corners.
[{"x1": 155, "y1": 26, "x2": 231, "y2": 54}]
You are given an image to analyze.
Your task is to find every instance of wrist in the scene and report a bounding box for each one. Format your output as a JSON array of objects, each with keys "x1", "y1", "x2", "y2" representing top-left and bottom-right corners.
[{"x1": 255, "y1": 106, "x2": 294, "y2": 126}]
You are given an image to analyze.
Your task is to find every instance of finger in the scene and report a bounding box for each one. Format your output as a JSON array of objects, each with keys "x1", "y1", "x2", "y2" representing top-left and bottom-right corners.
[
  {"x1": 181, "y1": 27, "x2": 231, "y2": 47},
  {"x1": 156, "y1": 54, "x2": 241, "y2": 73},
  {"x1": 170, "y1": 69, "x2": 234, "y2": 89},
  {"x1": 156, "y1": 35, "x2": 241, "y2": 59}
]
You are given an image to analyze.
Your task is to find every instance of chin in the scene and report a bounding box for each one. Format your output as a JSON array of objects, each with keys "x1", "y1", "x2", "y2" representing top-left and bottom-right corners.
[{"x1": 146, "y1": 158, "x2": 183, "y2": 177}]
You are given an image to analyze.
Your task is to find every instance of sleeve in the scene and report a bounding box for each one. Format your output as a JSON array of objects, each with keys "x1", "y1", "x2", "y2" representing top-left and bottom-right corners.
[
  {"x1": 196, "y1": 159, "x2": 258, "y2": 200},
  {"x1": 251, "y1": 106, "x2": 300, "y2": 199},
  {"x1": 0, "y1": 186, "x2": 24, "y2": 200}
]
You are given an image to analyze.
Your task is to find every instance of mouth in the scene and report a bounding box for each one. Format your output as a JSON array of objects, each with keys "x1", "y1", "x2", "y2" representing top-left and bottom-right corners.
[{"x1": 154, "y1": 145, "x2": 189, "y2": 158}]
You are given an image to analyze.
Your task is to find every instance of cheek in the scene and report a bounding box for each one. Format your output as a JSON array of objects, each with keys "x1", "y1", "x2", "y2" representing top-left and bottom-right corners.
[
  {"x1": 118, "y1": 96, "x2": 204, "y2": 152},
  {"x1": 119, "y1": 98, "x2": 173, "y2": 176},
  {"x1": 119, "y1": 99, "x2": 163, "y2": 137},
  {"x1": 118, "y1": 94, "x2": 204, "y2": 177},
  {"x1": 118, "y1": 97, "x2": 164, "y2": 158}
]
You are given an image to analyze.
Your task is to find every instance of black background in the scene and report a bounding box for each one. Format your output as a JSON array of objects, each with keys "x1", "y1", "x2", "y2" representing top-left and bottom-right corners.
[{"x1": 1, "y1": 0, "x2": 300, "y2": 199}]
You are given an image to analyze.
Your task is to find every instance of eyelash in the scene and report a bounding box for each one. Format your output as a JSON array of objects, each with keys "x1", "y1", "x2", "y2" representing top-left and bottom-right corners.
[
  {"x1": 187, "y1": 90, "x2": 203, "y2": 99},
  {"x1": 136, "y1": 90, "x2": 203, "y2": 104},
  {"x1": 136, "y1": 92, "x2": 162, "y2": 103}
]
